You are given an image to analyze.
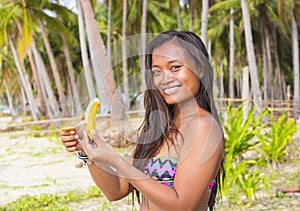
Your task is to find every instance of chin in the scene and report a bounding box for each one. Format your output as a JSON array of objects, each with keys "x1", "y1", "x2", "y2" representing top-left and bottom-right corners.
[{"x1": 162, "y1": 95, "x2": 178, "y2": 105}]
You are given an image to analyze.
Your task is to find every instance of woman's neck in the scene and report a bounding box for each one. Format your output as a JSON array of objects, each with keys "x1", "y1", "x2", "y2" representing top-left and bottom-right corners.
[{"x1": 173, "y1": 98, "x2": 200, "y2": 127}]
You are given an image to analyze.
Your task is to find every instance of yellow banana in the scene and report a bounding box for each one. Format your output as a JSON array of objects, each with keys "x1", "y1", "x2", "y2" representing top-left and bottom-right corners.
[
  {"x1": 60, "y1": 98, "x2": 100, "y2": 140},
  {"x1": 83, "y1": 98, "x2": 100, "y2": 140}
]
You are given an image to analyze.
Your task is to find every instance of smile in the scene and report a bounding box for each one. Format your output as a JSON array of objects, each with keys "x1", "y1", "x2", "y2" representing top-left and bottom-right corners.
[{"x1": 163, "y1": 86, "x2": 181, "y2": 95}]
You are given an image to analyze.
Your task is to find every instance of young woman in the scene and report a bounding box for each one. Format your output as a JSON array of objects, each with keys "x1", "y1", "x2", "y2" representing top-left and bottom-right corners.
[{"x1": 60, "y1": 30, "x2": 224, "y2": 210}]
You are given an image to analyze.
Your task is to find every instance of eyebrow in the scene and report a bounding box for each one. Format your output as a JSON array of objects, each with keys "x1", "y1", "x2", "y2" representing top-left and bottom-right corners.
[{"x1": 152, "y1": 60, "x2": 180, "y2": 68}]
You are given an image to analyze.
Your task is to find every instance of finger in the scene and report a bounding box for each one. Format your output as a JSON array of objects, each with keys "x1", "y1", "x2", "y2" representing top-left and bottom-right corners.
[
  {"x1": 60, "y1": 130, "x2": 75, "y2": 137},
  {"x1": 60, "y1": 126, "x2": 76, "y2": 135},
  {"x1": 75, "y1": 125, "x2": 84, "y2": 139},
  {"x1": 63, "y1": 140, "x2": 78, "y2": 147},
  {"x1": 60, "y1": 134, "x2": 78, "y2": 143},
  {"x1": 66, "y1": 146, "x2": 77, "y2": 152}
]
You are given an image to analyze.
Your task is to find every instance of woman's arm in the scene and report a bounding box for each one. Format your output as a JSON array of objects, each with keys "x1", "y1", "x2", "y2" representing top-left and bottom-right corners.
[
  {"x1": 60, "y1": 128, "x2": 132, "y2": 201},
  {"x1": 86, "y1": 115, "x2": 223, "y2": 210},
  {"x1": 86, "y1": 162, "x2": 132, "y2": 201}
]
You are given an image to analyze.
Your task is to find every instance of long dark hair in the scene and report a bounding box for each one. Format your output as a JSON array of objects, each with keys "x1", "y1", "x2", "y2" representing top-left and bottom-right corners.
[{"x1": 131, "y1": 30, "x2": 225, "y2": 210}]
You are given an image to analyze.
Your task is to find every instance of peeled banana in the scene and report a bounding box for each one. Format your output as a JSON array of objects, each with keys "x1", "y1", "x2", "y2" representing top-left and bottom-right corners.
[
  {"x1": 60, "y1": 98, "x2": 100, "y2": 140},
  {"x1": 83, "y1": 98, "x2": 100, "y2": 140}
]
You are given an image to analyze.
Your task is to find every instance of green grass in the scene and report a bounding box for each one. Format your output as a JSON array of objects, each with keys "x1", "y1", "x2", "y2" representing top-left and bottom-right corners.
[{"x1": 0, "y1": 186, "x2": 103, "y2": 211}]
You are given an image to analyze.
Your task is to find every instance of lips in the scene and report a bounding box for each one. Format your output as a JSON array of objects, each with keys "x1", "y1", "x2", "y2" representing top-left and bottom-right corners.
[{"x1": 163, "y1": 85, "x2": 181, "y2": 95}]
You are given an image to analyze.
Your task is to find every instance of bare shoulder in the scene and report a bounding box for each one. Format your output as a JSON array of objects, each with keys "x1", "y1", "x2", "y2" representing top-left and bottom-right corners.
[
  {"x1": 182, "y1": 111, "x2": 222, "y2": 136},
  {"x1": 179, "y1": 112, "x2": 223, "y2": 163}
]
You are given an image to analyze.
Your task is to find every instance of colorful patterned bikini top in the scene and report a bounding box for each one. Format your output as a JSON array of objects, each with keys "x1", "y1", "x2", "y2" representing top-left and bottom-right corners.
[
  {"x1": 144, "y1": 156, "x2": 216, "y2": 189},
  {"x1": 144, "y1": 156, "x2": 177, "y2": 187}
]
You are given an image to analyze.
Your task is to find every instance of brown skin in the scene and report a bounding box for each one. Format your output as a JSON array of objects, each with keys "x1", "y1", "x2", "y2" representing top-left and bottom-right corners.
[
  {"x1": 279, "y1": 178, "x2": 300, "y2": 194},
  {"x1": 60, "y1": 41, "x2": 223, "y2": 210}
]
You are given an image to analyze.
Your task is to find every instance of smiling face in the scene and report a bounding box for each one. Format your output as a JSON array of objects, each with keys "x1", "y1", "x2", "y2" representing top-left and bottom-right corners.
[{"x1": 151, "y1": 41, "x2": 200, "y2": 105}]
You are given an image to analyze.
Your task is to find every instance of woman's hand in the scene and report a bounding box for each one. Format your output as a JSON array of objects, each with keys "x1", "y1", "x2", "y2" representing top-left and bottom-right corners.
[
  {"x1": 78, "y1": 130, "x2": 120, "y2": 166},
  {"x1": 59, "y1": 126, "x2": 84, "y2": 153}
]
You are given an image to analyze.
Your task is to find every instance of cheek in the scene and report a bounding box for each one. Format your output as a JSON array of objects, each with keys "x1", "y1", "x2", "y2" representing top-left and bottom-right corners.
[
  {"x1": 183, "y1": 75, "x2": 200, "y2": 95},
  {"x1": 153, "y1": 77, "x2": 160, "y2": 88}
]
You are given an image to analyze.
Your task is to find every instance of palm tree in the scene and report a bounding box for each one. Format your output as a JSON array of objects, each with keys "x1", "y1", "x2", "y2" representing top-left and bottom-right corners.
[
  {"x1": 292, "y1": 2, "x2": 299, "y2": 116},
  {"x1": 229, "y1": 7, "x2": 235, "y2": 99},
  {"x1": 80, "y1": 0, "x2": 111, "y2": 114},
  {"x1": 31, "y1": 40, "x2": 60, "y2": 118},
  {"x1": 80, "y1": 0, "x2": 124, "y2": 119},
  {"x1": 241, "y1": 0, "x2": 263, "y2": 112},
  {"x1": 9, "y1": 37, "x2": 40, "y2": 121},
  {"x1": 107, "y1": 0, "x2": 112, "y2": 67},
  {"x1": 122, "y1": 0, "x2": 129, "y2": 111},
  {"x1": 0, "y1": 51, "x2": 18, "y2": 117},
  {"x1": 39, "y1": 20, "x2": 69, "y2": 117},
  {"x1": 62, "y1": 35, "x2": 82, "y2": 116},
  {"x1": 201, "y1": 0, "x2": 209, "y2": 47},
  {"x1": 140, "y1": 0, "x2": 148, "y2": 91},
  {"x1": 77, "y1": 0, "x2": 95, "y2": 101},
  {"x1": 177, "y1": 0, "x2": 182, "y2": 31}
]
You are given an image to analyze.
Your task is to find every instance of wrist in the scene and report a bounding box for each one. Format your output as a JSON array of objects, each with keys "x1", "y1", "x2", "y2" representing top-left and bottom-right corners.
[
  {"x1": 109, "y1": 153, "x2": 127, "y2": 168},
  {"x1": 77, "y1": 151, "x2": 92, "y2": 165}
]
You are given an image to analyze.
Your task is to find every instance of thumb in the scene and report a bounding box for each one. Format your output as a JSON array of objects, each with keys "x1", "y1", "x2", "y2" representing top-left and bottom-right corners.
[{"x1": 77, "y1": 131, "x2": 90, "y2": 157}]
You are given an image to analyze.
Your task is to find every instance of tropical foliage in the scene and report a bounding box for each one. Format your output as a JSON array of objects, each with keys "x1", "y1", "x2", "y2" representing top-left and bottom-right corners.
[
  {"x1": 0, "y1": 0, "x2": 299, "y2": 209},
  {"x1": 222, "y1": 102, "x2": 298, "y2": 206},
  {"x1": 0, "y1": 0, "x2": 299, "y2": 120}
]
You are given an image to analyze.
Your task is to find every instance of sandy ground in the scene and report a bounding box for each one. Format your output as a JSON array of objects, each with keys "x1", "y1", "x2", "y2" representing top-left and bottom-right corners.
[
  {"x1": 0, "y1": 132, "x2": 95, "y2": 205},
  {"x1": 1, "y1": 116, "x2": 300, "y2": 210},
  {"x1": 0, "y1": 117, "x2": 137, "y2": 210}
]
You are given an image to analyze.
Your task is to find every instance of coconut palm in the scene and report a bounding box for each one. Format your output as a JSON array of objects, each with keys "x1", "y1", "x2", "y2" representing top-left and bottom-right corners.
[
  {"x1": 291, "y1": 1, "x2": 299, "y2": 116},
  {"x1": 229, "y1": 7, "x2": 235, "y2": 99},
  {"x1": 201, "y1": 0, "x2": 209, "y2": 47},
  {"x1": 9, "y1": 37, "x2": 40, "y2": 121},
  {"x1": 0, "y1": 48, "x2": 18, "y2": 117},
  {"x1": 80, "y1": 0, "x2": 125, "y2": 119},
  {"x1": 77, "y1": 0, "x2": 95, "y2": 101},
  {"x1": 122, "y1": 0, "x2": 129, "y2": 111},
  {"x1": 241, "y1": 0, "x2": 263, "y2": 112}
]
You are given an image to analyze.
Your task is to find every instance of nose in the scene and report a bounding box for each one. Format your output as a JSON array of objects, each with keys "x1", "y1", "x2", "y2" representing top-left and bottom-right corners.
[{"x1": 161, "y1": 71, "x2": 174, "y2": 85}]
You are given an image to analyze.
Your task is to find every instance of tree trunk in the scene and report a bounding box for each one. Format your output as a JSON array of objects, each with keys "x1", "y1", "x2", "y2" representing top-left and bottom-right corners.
[
  {"x1": 272, "y1": 29, "x2": 283, "y2": 100},
  {"x1": 39, "y1": 20, "x2": 69, "y2": 116},
  {"x1": 122, "y1": 0, "x2": 129, "y2": 111},
  {"x1": 4, "y1": 79, "x2": 17, "y2": 117},
  {"x1": 241, "y1": 0, "x2": 263, "y2": 112},
  {"x1": 259, "y1": 7, "x2": 273, "y2": 102},
  {"x1": 26, "y1": 47, "x2": 48, "y2": 118},
  {"x1": 242, "y1": 66, "x2": 250, "y2": 121},
  {"x1": 31, "y1": 40, "x2": 59, "y2": 118},
  {"x1": 107, "y1": 0, "x2": 112, "y2": 67},
  {"x1": 261, "y1": 30, "x2": 268, "y2": 101},
  {"x1": 140, "y1": 0, "x2": 148, "y2": 91},
  {"x1": 200, "y1": 0, "x2": 209, "y2": 47},
  {"x1": 9, "y1": 37, "x2": 39, "y2": 121},
  {"x1": 292, "y1": 11, "x2": 300, "y2": 117},
  {"x1": 80, "y1": 0, "x2": 111, "y2": 114},
  {"x1": 177, "y1": 0, "x2": 182, "y2": 31},
  {"x1": 62, "y1": 36, "x2": 82, "y2": 115},
  {"x1": 80, "y1": 0, "x2": 124, "y2": 120},
  {"x1": 265, "y1": 28, "x2": 273, "y2": 101},
  {"x1": 229, "y1": 7, "x2": 235, "y2": 99},
  {"x1": 220, "y1": 63, "x2": 224, "y2": 99},
  {"x1": 189, "y1": 1, "x2": 194, "y2": 31},
  {"x1": 77, "y1": 0, "x2": 95, "y2": 101}
]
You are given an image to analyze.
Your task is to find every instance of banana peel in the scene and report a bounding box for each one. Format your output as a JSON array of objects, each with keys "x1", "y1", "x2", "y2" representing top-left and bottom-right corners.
[
  {"x1": 60, "y1": 98, "x2": 100, "y2": 140},
  {"x1": 83, "y1": 98, "x2": 100, "y2": 139}
]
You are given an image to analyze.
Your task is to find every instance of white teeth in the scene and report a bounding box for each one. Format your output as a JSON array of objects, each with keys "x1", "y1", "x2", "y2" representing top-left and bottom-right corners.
[{"x1": 163, "y1": 86, "x2": 180, "y2": 94}]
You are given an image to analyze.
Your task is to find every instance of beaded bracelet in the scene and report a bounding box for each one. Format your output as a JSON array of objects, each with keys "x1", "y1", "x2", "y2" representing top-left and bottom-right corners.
[{"x1": 77, "y1": 151, "x2": 92, "y2": 165}]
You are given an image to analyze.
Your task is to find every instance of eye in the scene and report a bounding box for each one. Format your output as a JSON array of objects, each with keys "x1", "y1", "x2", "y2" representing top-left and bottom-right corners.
[
  {"x1": 171, "y1": 65, "x2": 181, "y2": 71},
  {"x1": 152, "y1": 69, "x2": 161, "y2": 76}
]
